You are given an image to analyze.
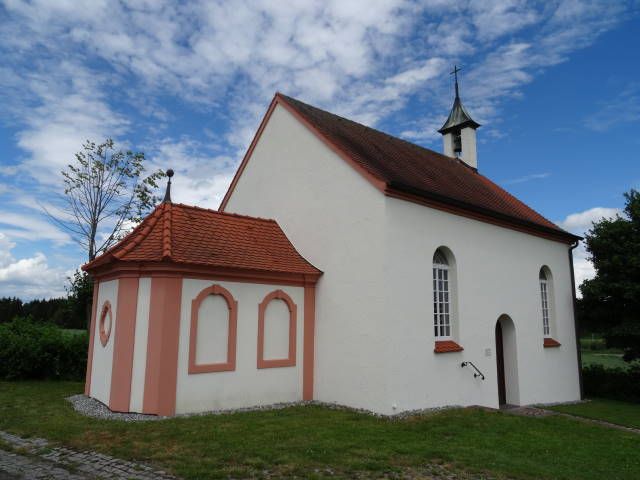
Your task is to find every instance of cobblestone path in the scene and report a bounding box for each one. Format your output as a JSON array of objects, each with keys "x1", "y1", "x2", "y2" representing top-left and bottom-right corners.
[{"x1": 0, "y1": 431, "x2": 176, "y2": 479}]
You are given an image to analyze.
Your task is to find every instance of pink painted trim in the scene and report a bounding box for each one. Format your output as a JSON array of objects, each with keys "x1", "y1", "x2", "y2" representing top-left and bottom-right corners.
[
  {"x1": 257, "y1": 290, "x2": 297, "y2": 369},
  {"x1": 219, "y1": 97, "x2": 278, "y2": 212},
  {"x1": 84, "y1": 282, "x2": 100, "y2": 396},
  {"x1": 109, "y1": 277, "x2": 139, "y2": 412},
  {"x1": 143, "y1": 276, "x2": 182, "y2": 416},
  {"x1": 188, "y1": 284, "x2": 238, "y2": 374},
  {"x1": 99, "y1": 301, "x2": 113, "y2": 347},
  {"x1": 303, "y1": 284, "x2": 316, "y2": 401},
  {"x1": 91, "y1": 263, "x2": 320, "y2": 287}
]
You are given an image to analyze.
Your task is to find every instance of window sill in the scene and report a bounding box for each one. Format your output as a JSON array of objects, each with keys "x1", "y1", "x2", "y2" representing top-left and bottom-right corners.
[
  {"x1": 543, "y1": 337, "x2": 561, "y2": 348},
  {"x1": 434, "y1": 340, "x2": 464, "y2": 353}
]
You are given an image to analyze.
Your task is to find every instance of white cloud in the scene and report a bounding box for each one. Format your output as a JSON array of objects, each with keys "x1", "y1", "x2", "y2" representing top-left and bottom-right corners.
[
  {"x1": 386, "y1": 58, "x2": 447, "y2": 89},
  {"x1": 469, "y1": 0, "x2": 539, "y2": 42},
  {"x1": 0, "y1": 232, "x2": 15, "y2": 268},
  {"x1": 501, "y1": 172, "x2": 551, "y2": 185},
  {"x1": 1, "y1": 0, "x2": 631, "y2": 153},
  {"x1": 5, "y1": 62, "x2": 130, "y2": 186},
  {"x1": 584, "y1": 82, "x2": 640, "y2": 132},
  {"x1": 146, "y1": 137, "x2": 236, "y2": 209},
  {"x1": 0, "y1": 233, "x2": 68, "y2": 299},
  {"x1": 558, "y1": 207, "x2": 620, "y2": 234},
  {"x1": 0, "y1": 0, "x2": 633, "y2": 298},
  {"x1": 557, "y1": 206, "x2": 621, "y2": 294},
  {"x1": 0, "y1": 211, "x2": 70, "y2": 245}
]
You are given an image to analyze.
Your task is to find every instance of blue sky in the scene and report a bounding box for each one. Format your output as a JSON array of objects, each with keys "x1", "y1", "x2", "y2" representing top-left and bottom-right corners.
[{"x1": 0, "y1": 0, "x2": 638, "y2": 298}]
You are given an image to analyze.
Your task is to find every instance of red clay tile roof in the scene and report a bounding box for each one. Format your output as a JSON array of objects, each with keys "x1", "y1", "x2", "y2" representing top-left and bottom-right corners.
[
  {"x1": 83, "y1": 202, "x2": 321, "y2": 276},
  {"x1": 275, "y1": 94, "x2": 578, "y2": 242}
]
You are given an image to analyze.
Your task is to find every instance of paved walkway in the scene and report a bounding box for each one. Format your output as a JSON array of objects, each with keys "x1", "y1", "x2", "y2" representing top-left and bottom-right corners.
[
  {"x1": 501, "y1": 405, "x2": 640, "y2": 435},
  {"x1": 0, "y1": 431, "x2": 176, "y2": 479}
]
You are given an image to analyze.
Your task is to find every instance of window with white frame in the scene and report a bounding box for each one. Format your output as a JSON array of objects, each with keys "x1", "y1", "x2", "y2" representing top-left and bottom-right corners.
[
  {"x1": 433, "y1": 249, "x2": 451, "y2": 339},
  {"x1": 539, "y1": 269, "x2": 551, "y2": 337}
]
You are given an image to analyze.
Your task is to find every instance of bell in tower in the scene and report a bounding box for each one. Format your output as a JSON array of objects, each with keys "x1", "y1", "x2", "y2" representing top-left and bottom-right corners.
[{"x1": 438, "y1": 66, "x2": 480, "y2": 169}]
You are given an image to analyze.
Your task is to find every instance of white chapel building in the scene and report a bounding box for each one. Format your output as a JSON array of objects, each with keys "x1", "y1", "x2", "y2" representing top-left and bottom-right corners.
[{"x1": 83, "y1": 83, "x2": 582, "y2": 416}]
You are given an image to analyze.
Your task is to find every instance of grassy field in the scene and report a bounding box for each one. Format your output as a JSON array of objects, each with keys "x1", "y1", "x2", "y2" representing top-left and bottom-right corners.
[
  {"x1": 581, "y1": 351, "x2": 629, "y2": 369},
  {"x1": 548, "y1": 399, "x2": 640, "y2": 429},
  {"x1": 0, "y1": 382, "x2": 639, "y2": 479},
  {"x1": 578, "y1": 336, "x2": 637, "y2": 369}
]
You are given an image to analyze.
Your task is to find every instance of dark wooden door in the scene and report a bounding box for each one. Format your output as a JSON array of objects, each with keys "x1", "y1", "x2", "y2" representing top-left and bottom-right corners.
[{"x1": 495, "y1": 322, "x2": 506, "y2": 406}]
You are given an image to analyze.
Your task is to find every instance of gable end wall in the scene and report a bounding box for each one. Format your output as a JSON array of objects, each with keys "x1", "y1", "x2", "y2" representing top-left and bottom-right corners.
[{"x1": 223, "y1": 104, "x2": 392, "y2": 411}]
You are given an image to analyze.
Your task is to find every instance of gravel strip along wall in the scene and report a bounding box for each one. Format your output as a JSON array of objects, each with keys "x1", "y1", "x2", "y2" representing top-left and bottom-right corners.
[{"x1": 67, "y1": 394, "x2": 459, "y2": 422}]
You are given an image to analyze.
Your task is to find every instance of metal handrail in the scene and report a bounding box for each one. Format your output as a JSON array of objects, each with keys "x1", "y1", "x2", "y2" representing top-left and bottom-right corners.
[{"x1": 461, "y1": 361, "x2": 485, "y2": 380}]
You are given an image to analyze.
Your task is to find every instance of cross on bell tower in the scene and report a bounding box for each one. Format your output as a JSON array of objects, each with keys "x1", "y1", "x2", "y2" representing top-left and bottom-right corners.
[
  {"x1": 438, "y1": 65, "x2": 481, "y2": 169},
  {"x1": 451, "y1": 64, "x2": 461, "y2": 98}
]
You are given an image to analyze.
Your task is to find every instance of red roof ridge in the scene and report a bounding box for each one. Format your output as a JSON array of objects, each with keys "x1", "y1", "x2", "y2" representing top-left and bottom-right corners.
[
  {"x1": 276, "y1": 93, "x2": 473, "y2": 172},
  {"x1": 112, "y1": 205, "x2": 164, "y2": 260},
  {"x1": 274, "y1": 93, "x2": 386, "y2": 183},
  {"x1": 162, "y1": 202, "x2": 172, "y2": 260},
  {"x1": 172, "y1": 202, "x2": 278, "y2": 224},
  {"x1": 269, "y1": 93, "x2": 579, "y2": 243},
  {"x1": 473, "y1": 174, "x2": 559, "y2": 232}
]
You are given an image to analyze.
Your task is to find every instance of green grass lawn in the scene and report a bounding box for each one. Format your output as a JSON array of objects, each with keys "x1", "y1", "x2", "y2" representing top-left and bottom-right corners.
[
  {"x1": 548, "y1": 399, "x2": 640, "y2": 430},
  {"x1": 579, "y1": 336, "x2": 633, "y2": 369},
  {"x1": 581, "y1": 350, "x2": 630, "y2": 369},
  {"x1": 1, "y1": 382, "x2": 639, "y2": 480}
]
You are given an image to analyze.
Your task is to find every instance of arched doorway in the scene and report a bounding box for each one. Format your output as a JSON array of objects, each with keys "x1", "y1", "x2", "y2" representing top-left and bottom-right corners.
[{"x1": 495, "y1": 315, "x2": 519, "y2": 407}]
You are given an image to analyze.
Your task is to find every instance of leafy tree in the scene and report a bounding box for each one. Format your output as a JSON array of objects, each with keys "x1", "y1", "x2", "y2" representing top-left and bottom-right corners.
[
  {"x1": 22, "y1": 298, "x2": 68, "y2": 323},
  {"x1": 47, "y1": 139, "x2": 165, "y2": 262},
  {"x1": 580, "y1": 189, "x2": 640, "y2": 361},
  {"x1": 66, "y1": 270, "x2": 94, "y2": 329},
  {"x1": 0, "y1": 297, "x2": 23, "y2": 324}
]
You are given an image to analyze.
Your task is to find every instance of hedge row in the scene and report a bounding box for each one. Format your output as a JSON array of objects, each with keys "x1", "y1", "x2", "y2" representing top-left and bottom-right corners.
[
  {"x1": 582, "y1": 364, "x2": 640, "y2": 403},
  {"x1": 0, "y1": 317, "x2": 87, "y2": 380}
]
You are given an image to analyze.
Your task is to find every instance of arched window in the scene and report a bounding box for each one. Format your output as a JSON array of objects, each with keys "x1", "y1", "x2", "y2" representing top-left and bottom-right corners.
[
  {"x1": 539, "y1": 268, "x2": 551, "y2": 337},
  {"x1": 189, "y1": 284, "x2": 238, "y2": 374},
  {"x1": 433, "y1": 249, "x2": 451, "y2": 339}
]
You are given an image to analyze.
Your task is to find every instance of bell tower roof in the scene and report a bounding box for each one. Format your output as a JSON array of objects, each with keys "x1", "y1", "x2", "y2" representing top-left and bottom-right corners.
[{"x1": 438, "y1": 65, "x2": 480, "y2": 135}]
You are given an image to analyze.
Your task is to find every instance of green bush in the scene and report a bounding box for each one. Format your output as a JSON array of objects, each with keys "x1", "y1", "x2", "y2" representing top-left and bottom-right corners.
[
  {"x1": 580, "y1": 336, "x2": 607, "y2": 351},
  {"x1": 582, "y1": 364, "x2": 640, "y2": 403},
  {"x1": 0, "y1": 317, "x2": 88, "y2": 380}
]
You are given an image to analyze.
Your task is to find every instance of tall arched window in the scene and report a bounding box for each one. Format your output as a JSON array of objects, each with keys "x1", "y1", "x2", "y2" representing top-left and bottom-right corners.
[
  {"x1": 433, "y1": 249, "x2": 451, "y2": 339},
  {"x1": 539, "y1": 268, "x2": 551, "y2": 337}
]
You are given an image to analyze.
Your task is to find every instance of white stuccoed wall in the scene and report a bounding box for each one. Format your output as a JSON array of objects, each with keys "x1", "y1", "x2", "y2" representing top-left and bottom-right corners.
[
  {"x1": 224, "y1": 104, "x2": 389, "y2": 412},
  {"x1": 460, "y1": 127, "x2": 477, "y2": 169},
  {"x1": 223, "y1": 102, "x2": 581, "y2": 414},
  {"x1": 89, "y1": 279, "x2": 118, "y2": 407},
  {"x1": 263, "y1": 299, "x2": 291, "y2": 360},
  {"x1": 380, "y1": 197, "x2": 580, "y2": 413},
  {"x1": 196, "y1": 294, "x2": 231, "y2": 364},
  {"x1": 129, "y1": 277, "x2": 151, "y2": 413},
  {"x1": 175, "y1": 279, "x2": 305, "y2": 414}
]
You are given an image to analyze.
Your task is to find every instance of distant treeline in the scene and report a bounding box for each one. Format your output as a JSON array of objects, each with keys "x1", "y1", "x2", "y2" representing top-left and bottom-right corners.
[{"x1": 0, "y1": 296, "x2": 87, "y2": 329}]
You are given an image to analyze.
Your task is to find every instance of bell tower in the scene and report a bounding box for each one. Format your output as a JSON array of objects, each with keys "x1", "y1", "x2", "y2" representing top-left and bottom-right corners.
[{"x1": 438, "y1": 66, "x2": 481, "y2": 169}]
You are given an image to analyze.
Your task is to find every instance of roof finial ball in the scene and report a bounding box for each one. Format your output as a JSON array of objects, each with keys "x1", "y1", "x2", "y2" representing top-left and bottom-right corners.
[{"x1": 163, "y1": 168, "x2": 174, "y2": 203}]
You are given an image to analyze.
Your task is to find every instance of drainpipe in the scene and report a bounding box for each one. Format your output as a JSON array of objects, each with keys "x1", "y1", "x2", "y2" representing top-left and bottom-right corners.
[{"x1": 569, "y1": 240, "x2": 584, "y2": 400}]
